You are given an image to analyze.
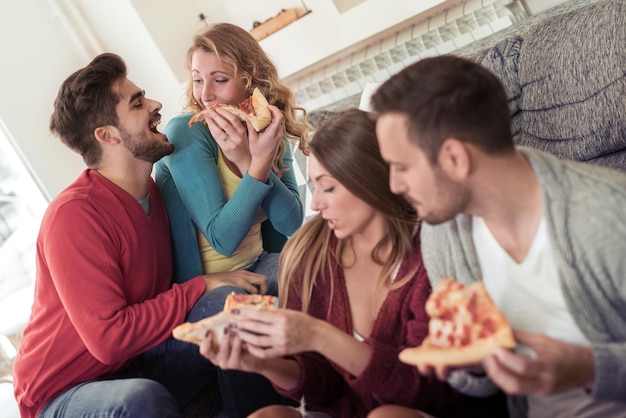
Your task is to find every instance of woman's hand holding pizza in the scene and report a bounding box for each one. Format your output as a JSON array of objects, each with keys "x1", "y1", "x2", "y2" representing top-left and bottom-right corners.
[
  {"x1": 203, "y1": 107, "x2": 252, "y2": 176},
  {"x1": 196, "y1": 306, "x2": 319, "y2": 384},
  {"x1": 198, "y1": 103, "x2": 283, "y2": 181},
  {"x1": 483, "y1": 329, "x2": 595, "y2": 396},
  {"x1": 230, "y1": 307, "x2": 321, "y2": 358},
  {"x1": 199, "y1": 326, "x2": 264, "y2": 373},
  {"x1": 247, "y1": 105, "x2": 285, "y2": 182}
]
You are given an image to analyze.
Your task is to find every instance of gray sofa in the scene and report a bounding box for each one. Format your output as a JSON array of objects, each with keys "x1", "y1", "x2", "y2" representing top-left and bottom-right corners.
[{"x1": 310, "y1": 0, "x2": 626, "y2": 172}]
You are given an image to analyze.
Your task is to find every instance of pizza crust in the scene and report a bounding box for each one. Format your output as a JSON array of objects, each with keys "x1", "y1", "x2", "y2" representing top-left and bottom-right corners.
[
  {"x1": 400, "y1": 278, "x2": 516, "y2": 368},
  {"x1": 246, "y1": 87, "x2": 271, "y2": 132},
  {"x1": 172, "y1": 310, "x2": 236, "y2": 347},
  {"x1": 172, "y1": 293, "x2": 277, "y2": 347},
  {"x1": 399, "y1": 325, "x2": 515, "y2": 367}
]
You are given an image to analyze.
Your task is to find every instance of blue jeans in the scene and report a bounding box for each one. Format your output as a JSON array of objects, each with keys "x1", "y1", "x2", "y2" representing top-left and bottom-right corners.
[
  {"x1": 248, "y1": 250, "x2": 280, "y2": 297},
  {"x1": 38, "y1": 259, "x2": 288, "y2": 418},
  {"x1": 38, "y1": 290, "x2": 228, "y2": 417},
  {"x1": 38, "y1": 378, "x2": 181, "y2": 417}
]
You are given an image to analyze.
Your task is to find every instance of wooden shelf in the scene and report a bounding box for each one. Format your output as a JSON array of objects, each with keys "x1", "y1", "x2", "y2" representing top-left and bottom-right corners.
[{"x1": 250, "y1": 8, "x2": 309, "y2": 41}]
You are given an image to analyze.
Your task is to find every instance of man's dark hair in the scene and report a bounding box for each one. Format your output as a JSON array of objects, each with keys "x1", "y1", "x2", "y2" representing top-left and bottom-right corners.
[
  {"x1": 371, "y1": 55, "x2": 513, "y2": 163},
  {"x1": 49, "y1": 53, "x2": 127, "y2": 167}
]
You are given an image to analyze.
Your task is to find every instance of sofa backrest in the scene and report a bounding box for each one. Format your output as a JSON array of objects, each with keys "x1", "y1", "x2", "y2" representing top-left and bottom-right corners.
[{"x1": 459, "y1": 0, "x2": 626, "y2": 171}]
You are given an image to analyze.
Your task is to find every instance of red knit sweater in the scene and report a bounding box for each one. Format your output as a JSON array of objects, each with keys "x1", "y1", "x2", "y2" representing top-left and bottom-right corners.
[{"x1": 13, "y1": 170, "x2": 206, "y2": 418}]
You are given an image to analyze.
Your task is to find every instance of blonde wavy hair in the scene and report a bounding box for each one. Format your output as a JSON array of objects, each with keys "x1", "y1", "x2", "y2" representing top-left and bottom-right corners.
[
  {"x1": 278, "y1": 109, "x2": 420, "y2": 315},
  {"x1": 183, "y1": 23, "x2": 312, "y2": 173}
]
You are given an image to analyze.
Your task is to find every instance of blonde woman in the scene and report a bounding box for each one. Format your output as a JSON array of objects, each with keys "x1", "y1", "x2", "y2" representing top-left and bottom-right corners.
[
  {"x1": 155, "y1": 23, "x2": 311, "y2": 294},
  {"x1": 154, "y1": 23, "x2": 311, "y2": 417}
]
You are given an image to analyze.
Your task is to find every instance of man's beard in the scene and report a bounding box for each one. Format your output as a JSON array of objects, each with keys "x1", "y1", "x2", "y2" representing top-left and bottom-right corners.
[
  {"x1": 418, "y1": 169, "x2": 469, "y2": 226},
  {"x1": 120, "y1": 128, "x2": 174, "y2": 163}
]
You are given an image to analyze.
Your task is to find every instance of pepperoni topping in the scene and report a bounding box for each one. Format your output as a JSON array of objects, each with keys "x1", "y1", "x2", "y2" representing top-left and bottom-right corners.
[{"x1": 423, "y1": 278, "x2": 511, "y2": 349}]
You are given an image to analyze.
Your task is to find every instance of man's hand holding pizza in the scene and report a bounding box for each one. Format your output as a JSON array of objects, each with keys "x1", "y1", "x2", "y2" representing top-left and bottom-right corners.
[
  {"x1": 483, "y1": 329, "x2": 595, "y2": 397},
  {"x1": 400, "y1": 278, "x2": 515, "y2": 394},
  {"x1": 403, "y1": 278, "x2": 597, "y2": 398}
]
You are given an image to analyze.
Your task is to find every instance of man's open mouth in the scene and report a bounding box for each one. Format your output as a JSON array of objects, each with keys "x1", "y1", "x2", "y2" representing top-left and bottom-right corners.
[{"x1": 150, "y1": 117, "x2": 161, "y2": 133}]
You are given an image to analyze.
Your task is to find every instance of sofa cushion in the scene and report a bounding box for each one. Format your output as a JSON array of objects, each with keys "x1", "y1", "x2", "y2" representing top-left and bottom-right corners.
[{"x1": 468, "y1": 0, "x2": 626, "y2": 171}]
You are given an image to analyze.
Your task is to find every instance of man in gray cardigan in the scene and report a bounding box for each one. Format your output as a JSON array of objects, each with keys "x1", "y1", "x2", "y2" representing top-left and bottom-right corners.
[{"x1": 371, "y1": 55, "x2": 626, "y2": 417}]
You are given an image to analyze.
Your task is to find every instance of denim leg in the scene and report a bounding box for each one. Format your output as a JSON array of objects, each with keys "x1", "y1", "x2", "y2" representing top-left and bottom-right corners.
[
  {"x1": 187, "y1": 285, "x2": 247, "y2": 321},
  {"x1": 140, "y1": 288, "x2": 243, "y2": 407},
  {"x1": 38, "y1": 378, "x2": 180, "y2": 418},
  {"x1": 251, "y1": 251, "x2": 280, "y2": 297}
]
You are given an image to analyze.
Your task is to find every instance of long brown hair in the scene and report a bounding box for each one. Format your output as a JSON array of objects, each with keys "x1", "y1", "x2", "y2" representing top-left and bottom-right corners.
[
  {"x1": 183, "y1": 23, "x2": 312, "y2": 173},
  {"x1": 278, "y1": 109, "x2": 419, "y2": 313}
]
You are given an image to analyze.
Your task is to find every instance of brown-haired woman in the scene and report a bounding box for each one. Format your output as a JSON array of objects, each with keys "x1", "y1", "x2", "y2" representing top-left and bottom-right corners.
[{"x1": 198, "y1": 109, "x2": 506, "y2": 417}]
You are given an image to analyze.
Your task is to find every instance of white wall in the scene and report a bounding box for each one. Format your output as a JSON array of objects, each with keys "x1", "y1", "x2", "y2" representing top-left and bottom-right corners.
[
  {"x1": 73, "y1": 0, "x2": 185, "y2": 123},
  {"x1": 0, "y1": 1, "x2": 86, "y2": 201},
  {"x1": 0, "y1": 0, "x2": 187, "y2": 200},
  {"x1": 129, "y1": 0, "x2": 205, "y2": 84}
]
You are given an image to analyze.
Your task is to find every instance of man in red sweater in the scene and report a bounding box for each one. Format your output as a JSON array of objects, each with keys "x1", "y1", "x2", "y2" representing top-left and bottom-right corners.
[{"x1": 12, "y1": 53, "x2": 269, "y2": 417}]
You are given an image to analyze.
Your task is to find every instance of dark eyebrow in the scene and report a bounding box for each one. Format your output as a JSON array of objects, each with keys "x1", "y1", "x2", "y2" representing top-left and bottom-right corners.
[
  {"x1": 128, "y1": 90, "x2": 145, "y2": 105},
  {"x1": 314, "y1": 174, "x2": 332, "y2": 181}
]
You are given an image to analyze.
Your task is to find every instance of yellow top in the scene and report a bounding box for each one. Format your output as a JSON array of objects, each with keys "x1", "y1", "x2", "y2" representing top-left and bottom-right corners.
[{"x1": 197, "y1": 149, "x2": 265, "y2": 273}]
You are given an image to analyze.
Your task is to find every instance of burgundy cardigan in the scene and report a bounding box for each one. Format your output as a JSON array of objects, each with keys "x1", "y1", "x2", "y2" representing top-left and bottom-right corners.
[{"x1": 276, "y1": 232, "x2": 507, "y2": 417}]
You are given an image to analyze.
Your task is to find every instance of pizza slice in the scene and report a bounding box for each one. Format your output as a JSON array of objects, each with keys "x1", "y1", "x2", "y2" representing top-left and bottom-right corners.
[
  {"x1": 223, "y1": 293, "x2": 278, "y2": 311},
  {"x1": 172, "y1": 293, "x2": 277, "y2": 347},
  {"x1": 399, "y1": 278, "x2": 515, "y2": 368},
  {"x1": 188, "y1": 87, "x2": 272, "y2": 132}
]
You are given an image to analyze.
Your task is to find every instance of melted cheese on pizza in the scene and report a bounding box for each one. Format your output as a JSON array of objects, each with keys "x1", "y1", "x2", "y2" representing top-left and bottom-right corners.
[{"x1": 425, "y1": 279, "x2": 504, "y2": 348}]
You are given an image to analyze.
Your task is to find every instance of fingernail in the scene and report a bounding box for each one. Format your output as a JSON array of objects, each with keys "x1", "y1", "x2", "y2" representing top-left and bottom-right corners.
[{"x1": 231, "y1": 309, "x2": 240, "y2": 315}]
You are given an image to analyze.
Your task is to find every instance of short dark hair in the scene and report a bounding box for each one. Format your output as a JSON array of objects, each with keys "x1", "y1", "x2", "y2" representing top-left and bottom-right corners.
[
  {"x1": 371, "y1": 55, "x2": 513, "y2": 163},
  {"x1": 49, "y1": 53, "x2": 127, "y2": 167}
]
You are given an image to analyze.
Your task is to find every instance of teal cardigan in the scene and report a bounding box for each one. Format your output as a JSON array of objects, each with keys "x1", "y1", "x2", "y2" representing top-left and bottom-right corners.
[{"x1": 154, "y1": 113, "x2": 304, "y2": 283}]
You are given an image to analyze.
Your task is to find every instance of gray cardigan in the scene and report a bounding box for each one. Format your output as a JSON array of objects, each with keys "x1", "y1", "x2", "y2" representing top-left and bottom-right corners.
[{"x1": 421, "y1": 147, "x2": 626, "y2": 411}]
